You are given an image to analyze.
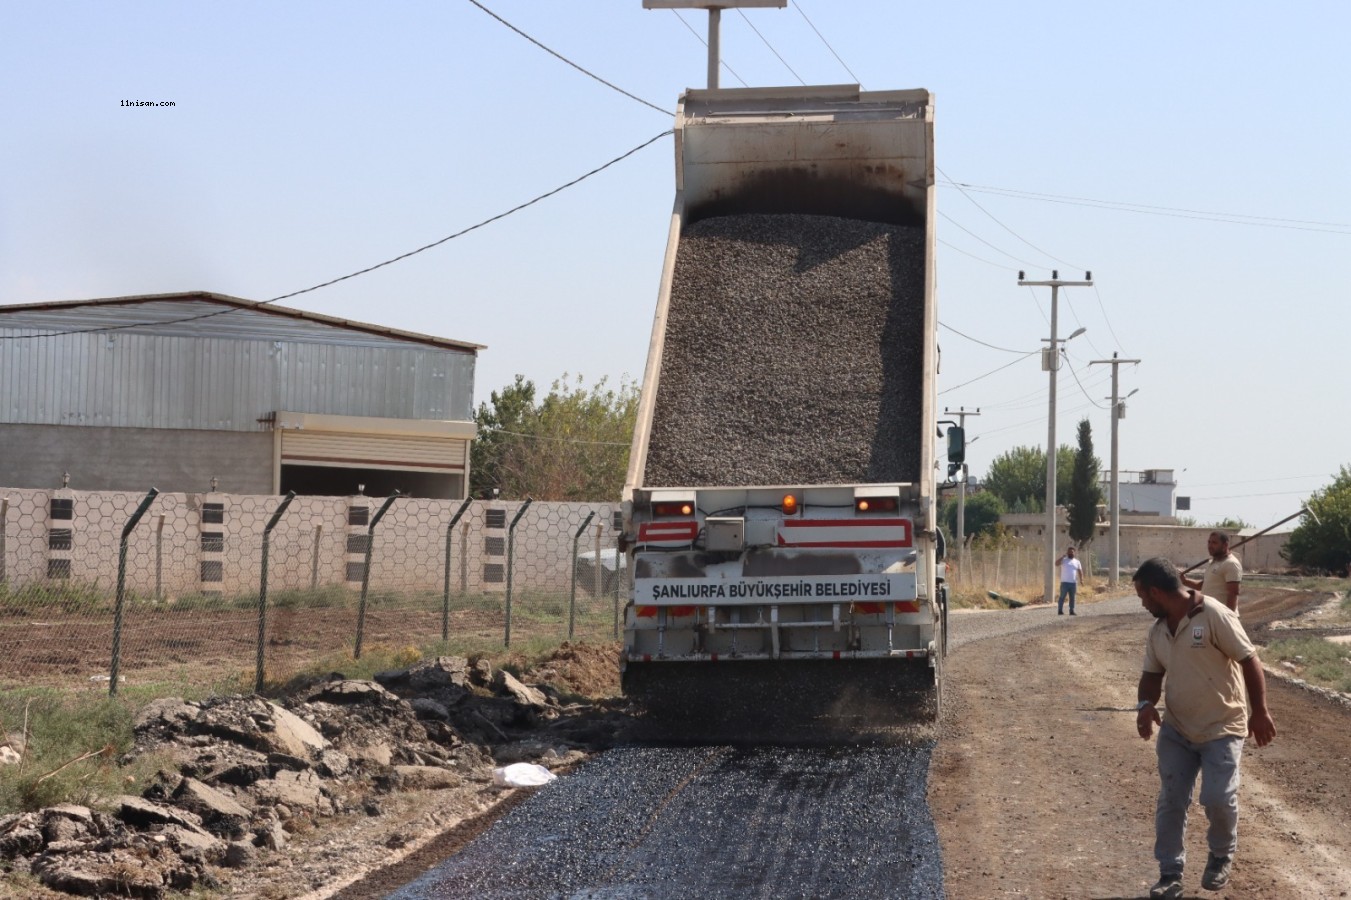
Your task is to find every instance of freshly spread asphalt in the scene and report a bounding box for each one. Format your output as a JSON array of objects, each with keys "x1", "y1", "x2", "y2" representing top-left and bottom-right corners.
[
  {"x1": 388, "y1": 744, "x2": 942, "y2": 899},
  {"x1": 389, "y1": 595, "x2": 1144, "y2": 898}
]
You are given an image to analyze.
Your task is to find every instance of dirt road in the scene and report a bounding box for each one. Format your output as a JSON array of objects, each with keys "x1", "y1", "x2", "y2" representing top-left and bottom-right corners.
[{"x1": 931, "y1": 587, "x2": 1351, "y2": 898}]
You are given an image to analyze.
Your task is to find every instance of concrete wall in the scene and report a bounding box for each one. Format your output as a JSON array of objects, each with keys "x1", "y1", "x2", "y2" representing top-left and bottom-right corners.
[
  {"x1": 999, "y1": 512, "x2": 1293, "y2": 573},
  {"x1": 0, "y1": 487, "x2": 621, "y2": 599},
  {"x1": 0, "y1": 424, "x2": 274, "y2": 494}
]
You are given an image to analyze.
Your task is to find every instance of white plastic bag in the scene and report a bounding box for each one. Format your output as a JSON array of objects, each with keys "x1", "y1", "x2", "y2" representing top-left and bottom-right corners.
[{"x1": 492, "y1": 762, "x2": 557, "y2": 788}]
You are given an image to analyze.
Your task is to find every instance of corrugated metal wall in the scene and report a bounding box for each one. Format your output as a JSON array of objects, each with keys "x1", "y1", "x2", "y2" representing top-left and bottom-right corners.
[{"x1": 0, "y1": 301, "x2": 476, "y2": 429}]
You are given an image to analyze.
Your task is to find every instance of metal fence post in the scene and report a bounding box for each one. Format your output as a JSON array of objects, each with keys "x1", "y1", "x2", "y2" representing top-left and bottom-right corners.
[
  {"x1": 503, "y1": 498, "x2": 533, "y2": 648},
  {"x1": 256, "y1": 491, "x2": 296, "y2": 693},
  {"x1": 0, "y1": 496, "x2": 8, "y2": 586},
  {"x1": 154, "y1": 514, "x2": 165, "y2": 601},
  {"x1": 569, "y1": 511, "x2": 597, "y2": 641},
  {"x1": 355, "y1": 491, "x2": 401, "y2": 660},
  {"x1": 442, "y1": 498, "x2": 473, "y2": 643},
  {"x1": 110, "y1": 488, "x2": 159, "y2": 697},
  {"x1": 613, "y1": 529, "x2": 623, "y2": 640},
  {"x1": 310, "y1": 524, "x2": 323, "y2": 590},
  {"x1": 594, "y1": 523, "x2": 603, "y2": 598}
]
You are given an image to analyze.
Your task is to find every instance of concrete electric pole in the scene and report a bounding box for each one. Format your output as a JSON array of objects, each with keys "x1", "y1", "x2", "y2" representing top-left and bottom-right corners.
[
  {"x1": 943, "y1": 407, "x2": 981, "y2": 558},
  {"x1": 642, "y1": 0, "x2": 786, "y2": 89},
  {"x1": 1090, "y1": 353, "x2": 1140, "y2": 587},
  {"x1": 1018, "y1": 270, "x2": 1093, "y2": 604}
]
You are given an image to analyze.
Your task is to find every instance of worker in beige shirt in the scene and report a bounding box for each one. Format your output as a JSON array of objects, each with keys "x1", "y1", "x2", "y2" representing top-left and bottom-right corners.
[
  {"x1": 1133, "y1": 557, "x2": 1275, "y2": 898},
  {"x1": 1182, "y1": 530, "x2": 1242, "y2": 612}
]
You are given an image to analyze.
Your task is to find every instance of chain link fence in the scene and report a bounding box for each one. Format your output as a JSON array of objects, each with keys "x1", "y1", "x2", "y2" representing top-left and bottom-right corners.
[{"x1": 0, "y1": 487, "x2": 623, "y2": 694}]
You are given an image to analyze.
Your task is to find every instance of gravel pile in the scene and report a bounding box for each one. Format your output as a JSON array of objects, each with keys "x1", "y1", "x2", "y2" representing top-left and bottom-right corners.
[{"x1": 643, "y1": 213, "x2": 927, "y2": 488}]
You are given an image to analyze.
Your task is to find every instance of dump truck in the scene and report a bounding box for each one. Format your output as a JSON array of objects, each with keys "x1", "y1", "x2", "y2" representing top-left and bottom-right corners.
[{"x1": 620, "y1": 84, "x2": 947, "y2": 744}]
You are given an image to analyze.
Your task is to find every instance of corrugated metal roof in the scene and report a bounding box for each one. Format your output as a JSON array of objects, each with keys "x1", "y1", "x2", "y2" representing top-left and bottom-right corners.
[{"x1": 0, "y1": 292, "x2": 486, "y2": 353}]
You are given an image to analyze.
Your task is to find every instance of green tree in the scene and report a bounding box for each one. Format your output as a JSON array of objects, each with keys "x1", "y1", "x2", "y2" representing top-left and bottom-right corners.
[
  {"x1": 1283, "y1": 466, "x2": 1351, "y2": 574},
  {"x1": 471, "y1": 374, "x2": 638, "y2": 501},
  {"x1": 470, "y1": 375, "x2": 537, "y2": 499},
  {"x1": 1067, "y1": 419, "x2": 1103, "y2": 547},
  {"x1": 1210, "y1": 517, "x2": 1251, "y2": 531},
  {"x1": 940, "y1": 491, "x2": 1007, "y2": 546},
  {"x1": 983, "y1": 444, "x2": 1075, "y2": 512}
]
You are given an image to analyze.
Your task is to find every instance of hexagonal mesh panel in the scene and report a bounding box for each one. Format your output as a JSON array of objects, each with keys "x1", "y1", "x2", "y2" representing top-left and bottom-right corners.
[{"x1": 0, "y1": 487, "x2": 624, "y2": 692}]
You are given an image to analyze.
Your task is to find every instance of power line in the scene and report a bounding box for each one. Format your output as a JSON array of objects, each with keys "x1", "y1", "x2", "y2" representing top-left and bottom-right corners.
[
  {"x1": 937, "y1": 237, "x2": 1014, "y2": 270},
  {"x1": 1185, "y1": 473, "x2": 1330, "y2": 488},
  {"x1": 735, "y1": 8, "x2": 807, "y2": 84},
  {"x1": 466, "y1": 0, "x2": 672, "y2": 116},
  {"x1": 938, "y1": 210, "x2": 1042, "y2": 268},
  {"x1": 1091, "y1": 284, "x2": 1128, "y2": 355},
  {"x1": 938, "y1": 180, "x2": 1351, "y2": 236},
  {"x1": 791, "y1": 1, "x2": 863, "y2": 86},
  {"x1": 938, "y1": 351, "x2": 1039, "y2": 395},
  {"x1": 2, "y1": 131, "x2": 673, "y2": 340},
  {"x1": 669, "y1": 10, "x2": 749, "y2": 87},
  {"x1": 1192, "y1": 489, "x2": 1315, "y2": 501},
  {"x1": 938, "y1": 321, "x2": 1032, "y2": 354},
  {"x1": 937, "y1": 165, "x2": 1085, "y2": 271},
  {"x1": 1061, "y1": 353, "x2": 1108, "y2": 409},
  {"x1": 496, "y1": 429, "x2": 630, "y2": 447}
]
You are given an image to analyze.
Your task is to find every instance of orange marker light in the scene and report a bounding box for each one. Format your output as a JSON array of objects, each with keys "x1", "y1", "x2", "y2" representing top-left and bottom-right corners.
[
  {"x1": 653, "y1": 501, "x2": 695, "y2": 517},
  {"x1": 782, "y1": 494, "x2": 798, "y2": 515},
  {"x1": 856, "y1": 499, "x2": 870, "y2": 512}
]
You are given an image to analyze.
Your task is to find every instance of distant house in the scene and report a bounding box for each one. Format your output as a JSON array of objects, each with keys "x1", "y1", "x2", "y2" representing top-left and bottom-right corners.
[
  {"x1": 1103, "y1": 468, "x2": 1178, "y2": 517},
  {"x1": 0, "y1": 292, "x2": 483, "y2": 498}
]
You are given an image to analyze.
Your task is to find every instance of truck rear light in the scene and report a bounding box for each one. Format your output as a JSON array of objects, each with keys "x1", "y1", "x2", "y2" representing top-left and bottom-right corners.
[
  {"x1": 781, "y1": 494, "x2": 799, "y2": 515},
  {"x1": 653, "y1": 501, "x2": 694, "y2": 517},
  {"x1": 855, "y1": 497, "x2": 898, "y2": 513}
]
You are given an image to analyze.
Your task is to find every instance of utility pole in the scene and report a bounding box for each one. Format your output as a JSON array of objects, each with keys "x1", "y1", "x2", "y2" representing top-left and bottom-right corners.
[
  {"x1": 642, "y1": 1, "x2": 786, "y2": 89},
  {"x1": 943, "y1": 407, "x2": 981, "y2": 558},
  {"x1": 1018, "y1": 269, "x2": 1093, "y2": 604},
  {"x1": 1090, "y1": 353, "x2": 1140, "y2": 587}
]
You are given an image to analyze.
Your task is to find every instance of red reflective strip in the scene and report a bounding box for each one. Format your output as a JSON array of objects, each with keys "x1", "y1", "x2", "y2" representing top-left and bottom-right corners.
[
  {"x1": 669, "y1": 605, "x2": 696, "y2": 617},
  {"x1": 710, "y1": 653, "x2": 719, "y2": 662},
  {"x1": 636, "y1": 606, "x2": 657, "y2": 618},
  {"x1": 894, "y1": 600, "x2": 920, "y2": 613},
  {"x1": 643, "y1": 654, "x2": 651, "y2": 662},
  {"x1": 638, "y1": 521, "x2": 699, "y2": 542},
  {"x1": 854, "y1": 602, "x2": 886, "y2": 614},
  {"x1": 832, "y1": 650, "x2": 841, "y2": 660}
]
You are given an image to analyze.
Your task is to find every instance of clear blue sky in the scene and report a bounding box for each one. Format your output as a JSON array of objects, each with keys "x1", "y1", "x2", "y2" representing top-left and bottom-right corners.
[{"x1": 4, "y1": 1, "x2": 1347, "y2": 531}]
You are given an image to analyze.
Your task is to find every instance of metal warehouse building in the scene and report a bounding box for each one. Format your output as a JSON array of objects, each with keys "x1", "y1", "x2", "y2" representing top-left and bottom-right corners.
[{"x1": 0, "y1": 292, "x2": 482, "y2": 498}]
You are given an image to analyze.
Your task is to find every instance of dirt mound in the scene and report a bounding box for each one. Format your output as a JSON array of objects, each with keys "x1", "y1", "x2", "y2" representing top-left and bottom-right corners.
[{"x1": 526, "y1": 642, "x2": 622, "y2": 700}]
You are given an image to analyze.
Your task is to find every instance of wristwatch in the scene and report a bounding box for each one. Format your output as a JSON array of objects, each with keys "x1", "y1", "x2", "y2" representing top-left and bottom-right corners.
[{"x1": 1135, "y1": 700, "x2": 1154, "y2": 711}]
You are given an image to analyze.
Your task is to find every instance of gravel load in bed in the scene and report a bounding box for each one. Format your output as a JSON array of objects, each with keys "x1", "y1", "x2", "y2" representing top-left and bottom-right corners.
[{"x1": 643, "y1": 213, "x2": 927, "y2": 488}]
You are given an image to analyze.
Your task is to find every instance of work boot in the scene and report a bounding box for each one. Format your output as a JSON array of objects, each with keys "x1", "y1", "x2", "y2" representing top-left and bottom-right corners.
[
  {"x1": 1150, "y1": 873, "x2": 1183, "y2": 898},
  {"x1": 1202, "y1": 854, "x2": 1232, "y2": 890}
]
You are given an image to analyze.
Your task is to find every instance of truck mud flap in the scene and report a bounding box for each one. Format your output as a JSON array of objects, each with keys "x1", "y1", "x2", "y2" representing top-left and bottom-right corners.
[{"x1": 621, "y1": 658, "x2": 938, "y2": 747}]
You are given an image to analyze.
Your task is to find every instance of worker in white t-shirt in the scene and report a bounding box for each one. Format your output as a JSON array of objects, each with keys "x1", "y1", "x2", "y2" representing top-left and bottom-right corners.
[{"x1": 1056, "y1": 546, "x2": 1084, "y2": 615}]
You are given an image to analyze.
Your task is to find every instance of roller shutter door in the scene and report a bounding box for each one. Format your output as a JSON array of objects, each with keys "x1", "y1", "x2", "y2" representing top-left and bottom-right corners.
[{"x1": 281, "y1": 431, "x2": 466, "y2": 473}]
